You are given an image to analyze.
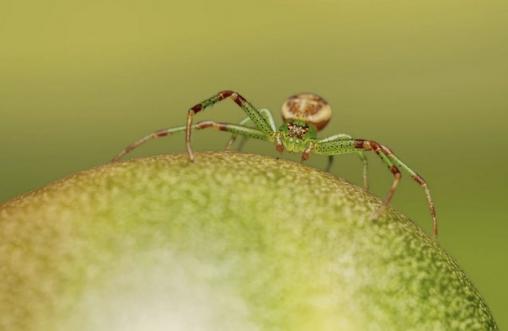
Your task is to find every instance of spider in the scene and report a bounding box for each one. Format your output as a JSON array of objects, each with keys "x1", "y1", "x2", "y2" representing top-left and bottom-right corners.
[{"x1": 112, "y1": 90, "x2": 438, "y2": 237}]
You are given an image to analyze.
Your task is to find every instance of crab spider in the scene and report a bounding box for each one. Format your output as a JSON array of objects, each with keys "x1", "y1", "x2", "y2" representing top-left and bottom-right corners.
[{"x1": 112, "y1": 90, "x2": 438, "y2": 237}]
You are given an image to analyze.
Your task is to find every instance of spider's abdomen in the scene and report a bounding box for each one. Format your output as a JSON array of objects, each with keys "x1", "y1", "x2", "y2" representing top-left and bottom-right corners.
[{"x1": 281, "y1": 93, "x2": 332, "y2": 131}]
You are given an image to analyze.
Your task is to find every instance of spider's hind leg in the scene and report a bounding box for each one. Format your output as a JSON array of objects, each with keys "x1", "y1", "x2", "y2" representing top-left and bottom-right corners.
[
  {"x1": 355, "y1": 139, "x2": 438, "y2": 237},
  {"x1": 314, "y1": 137, "x2": 437, "y2": 237},
  {"x1": 378, "y1": 144, "x2": 438, "y2": 236}
]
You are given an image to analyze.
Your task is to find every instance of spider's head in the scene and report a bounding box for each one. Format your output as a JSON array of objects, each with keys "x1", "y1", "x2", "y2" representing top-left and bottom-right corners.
[
  {"x1": 279, "y1": 120, "x2": 317, "y2": 140},
  {"x1": 281, "y1": 93, "x2": 332, "y2": 131}
]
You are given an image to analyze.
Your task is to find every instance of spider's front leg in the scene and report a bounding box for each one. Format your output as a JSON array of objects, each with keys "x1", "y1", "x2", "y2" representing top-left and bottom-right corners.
[
  {"x1": 112, "y1": 121, "x2": 269, "y2": 162},
  {"x1": 314, "y1": 137, "x2": 438, "y2": 237},
  {"x1": 186, "y1": 91, "x2": 277, "y2": 161},
  {"x1": 225, "y1": 108, "x2": 277, "y2": 151},
  {"x1": 112, "y1": 126, "x2": 187, "y2": 162}
]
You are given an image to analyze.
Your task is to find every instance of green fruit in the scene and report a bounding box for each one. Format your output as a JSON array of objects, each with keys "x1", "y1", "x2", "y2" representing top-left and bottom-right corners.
[{"x1": 0, "y1": 152, "x2": 497, "y2": 330}]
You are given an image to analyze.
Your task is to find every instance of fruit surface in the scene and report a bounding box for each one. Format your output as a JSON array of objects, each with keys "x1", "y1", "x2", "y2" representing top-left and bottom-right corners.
[{"x1": 0, "y1": 152, "x2": 498, "y2": 330}]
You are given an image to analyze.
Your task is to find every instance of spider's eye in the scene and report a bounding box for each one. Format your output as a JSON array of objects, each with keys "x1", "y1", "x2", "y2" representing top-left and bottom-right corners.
[{"x1": 281, "y1": 93, "x2": 332, "y2": 131}]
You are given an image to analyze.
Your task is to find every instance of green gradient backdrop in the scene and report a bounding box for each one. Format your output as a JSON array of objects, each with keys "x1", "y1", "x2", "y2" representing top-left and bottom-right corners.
[{"x1": 1, "y1": 0, "x2": 506, "y2": 327}]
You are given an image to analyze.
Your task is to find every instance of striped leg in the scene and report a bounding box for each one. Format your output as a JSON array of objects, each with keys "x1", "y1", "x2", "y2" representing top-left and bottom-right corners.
[
  {"x1": 363, "y1": 142, "x2": 401, "y2": 218},
  {"x1": 225, "y1": 108, "x2": 277, "y2": 151},
  {"x1": 314, "y1": 138, "x2": 438, "y2": 237},
  {"x1": 112, "y1": 121, "x2": 269, "y2": 162},
  {"x1": 112, "y1": 126, "x2": 186, "y2": 162},
  {"x1": 377, "y1": 144, "x2": 438, "y2": 237},
  {"x1": 186, "y1": 91, "x2": 275, "y2": 161}
]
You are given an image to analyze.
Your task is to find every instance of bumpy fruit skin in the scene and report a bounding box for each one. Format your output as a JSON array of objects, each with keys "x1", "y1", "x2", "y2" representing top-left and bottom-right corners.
[{"x1": 0, "y1": 152, "x2": 498, "y2": 331}]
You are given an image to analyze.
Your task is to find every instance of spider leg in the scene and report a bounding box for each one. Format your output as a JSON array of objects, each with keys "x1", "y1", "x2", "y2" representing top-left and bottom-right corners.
[
  {"x1": 314, "y1": 138, "x2": 437, "y2": 237},
  {"x1": 225, "y1": 108, "x2": 277, "y2": 151},
  {"x1": 260, "y1": 108, "x2": 277, "y2": 131},
  {"x1": 112, "y1": 126, "x2": 185, "y2": 162},
  {"x1": 236, "y1": 136, "x2": 249, "y2": 152},
  {"x1": 225, "y1": 117, "x2": 251, "y2": 151},
  {"x1": 319, "y1": 134, "x2": 369, "y2": 191},
  {"x1": 326, "y1": 154, "x2": 369, "y2": 191},
  {"x1": 326, "y1": 155, "x2": 334, "y2": 171},
  {"x1": 187, "y1": 91, "x2": 276, "y2": 161},
  {"x1": 112, "y1": 121, "x2": 269, "y2": 162},
  {"x1": 376, "y1": 144, "x2": 438, "y2": 237}
]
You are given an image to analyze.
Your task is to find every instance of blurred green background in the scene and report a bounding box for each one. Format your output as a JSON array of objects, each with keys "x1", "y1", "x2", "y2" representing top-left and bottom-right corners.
[{"x1": 1, "y1": 0, "x2": 506, "y2": 327}]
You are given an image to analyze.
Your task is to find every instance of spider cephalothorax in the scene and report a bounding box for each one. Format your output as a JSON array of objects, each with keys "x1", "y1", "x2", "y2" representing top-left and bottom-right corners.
[
  {"x1": 278, "y1": 120, "x2": 318, "y2": 154},
  {"x1": 113, "y1": 90, "x2": 439, "y2": 237},
  {"x1": 281, "y1": 93, "x2": 332, "y2": 131}
]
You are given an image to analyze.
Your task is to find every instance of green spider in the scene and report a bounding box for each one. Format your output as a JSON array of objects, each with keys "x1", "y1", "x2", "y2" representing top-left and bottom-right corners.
[{"x1": 112, "y1": 90, "x2": 438, "y2": 237}]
